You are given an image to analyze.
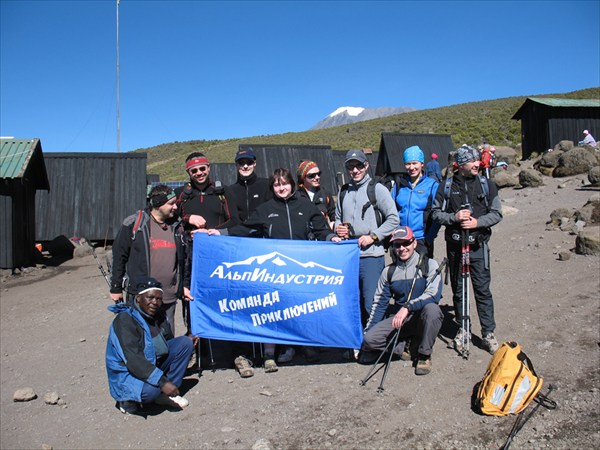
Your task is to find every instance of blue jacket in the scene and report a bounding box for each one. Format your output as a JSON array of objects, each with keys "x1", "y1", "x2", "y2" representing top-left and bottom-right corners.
[
  {"x1": 391, "y1": 175, "x2": 441, "y2": 243},
  {"x1": 425, "y1": 160, "x2": 442, "y2": 182},
  {"x1": 105, "y1": 303, "x2": 170, "y2": 402}
]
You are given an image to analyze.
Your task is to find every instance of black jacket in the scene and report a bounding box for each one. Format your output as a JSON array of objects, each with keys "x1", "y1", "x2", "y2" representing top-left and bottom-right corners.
[
  {"x1": 431, "y1": 173, "x2": 502, "y2": 245},
  {"x1": 110, "y1": 210, "x2": 188, "y2": 295},
  {"x1": 228, "y1": 172, "x2": 272, "y2": 222},
  {"x1": 298, "y1": 185, "x2": 336, "y2": 224},
  {"x1": 175, "y1": 180, "x2": 239, "y2": 231},
  {"x1": 228, "y1": 191, "x2": 334, "y2": 241}
]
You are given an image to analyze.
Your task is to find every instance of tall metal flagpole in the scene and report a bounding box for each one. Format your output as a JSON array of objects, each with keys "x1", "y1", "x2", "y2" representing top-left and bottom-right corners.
[{"x1": 116, "y1": 0, "x2": 121, "y2": 153}]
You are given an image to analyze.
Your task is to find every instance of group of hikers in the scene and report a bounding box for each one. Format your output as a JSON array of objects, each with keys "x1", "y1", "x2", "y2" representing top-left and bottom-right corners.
[{"x1": 105, "y1": 143, "x2": 503, "y2": 415}]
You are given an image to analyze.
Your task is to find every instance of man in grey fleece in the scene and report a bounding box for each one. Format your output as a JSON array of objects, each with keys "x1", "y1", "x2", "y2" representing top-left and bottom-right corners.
[{"x1": 335, "y1": 149, "x2": 399, "y2": 328}]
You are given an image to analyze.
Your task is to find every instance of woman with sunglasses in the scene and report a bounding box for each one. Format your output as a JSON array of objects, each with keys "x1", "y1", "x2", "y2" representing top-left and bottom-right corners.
[{"x1": 297, "y1": 160, "x2": 336, "y2": 230}]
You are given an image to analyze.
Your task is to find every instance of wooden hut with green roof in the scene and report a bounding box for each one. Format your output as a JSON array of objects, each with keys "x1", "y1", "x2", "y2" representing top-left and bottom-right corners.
[
  {"x1": 512, "y1": 98, "x2": 600, "y2": 159},
  {"x1": 0, "y1": 138, "x2": 49, "y2": 269}
]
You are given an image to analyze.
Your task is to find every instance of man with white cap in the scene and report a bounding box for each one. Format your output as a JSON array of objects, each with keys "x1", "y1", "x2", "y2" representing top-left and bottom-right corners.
[
  {"x1": 106, "y1": 276, "x2": 195, "y2": 415},
  {"x1": 335, "y1": 149, "x2": 399, "y2": 328},
  {"x1": 431, "y1": 145, "x2": 503, "y2": 355},
  {"x1": 579, "y1": 130, "x2": 597, "y2": 147},
  {"x1": 360, "y1": 226, "x2": 443, "y2": 375}
]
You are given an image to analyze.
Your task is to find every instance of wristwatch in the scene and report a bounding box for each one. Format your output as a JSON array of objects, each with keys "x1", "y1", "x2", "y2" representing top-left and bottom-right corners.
[{"x1": 370, "y1": 232, "x2": 379, "y2": 242}]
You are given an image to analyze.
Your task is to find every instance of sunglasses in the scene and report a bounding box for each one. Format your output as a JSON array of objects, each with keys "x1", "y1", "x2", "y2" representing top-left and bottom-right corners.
[
  {"x1": 392, "y1": 239, "x2": 414, "y2": 248},
  {"x1": 345, "y1": 162, "x2": 366, "y2": 171},
  {"x1": 236, "y1": 159, "x2": 255, "y2": 167},
  {"x1": 306, "y1": 171, "x2": 322, "y2": 180},
  {"x1": 189, "y1": 165, "x2": 209, "y2": 174}
]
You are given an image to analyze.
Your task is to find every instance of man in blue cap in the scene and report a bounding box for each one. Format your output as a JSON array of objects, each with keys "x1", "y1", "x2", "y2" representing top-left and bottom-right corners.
[
  {"x1": 431, "y1": 145, "x2": 503, "y2": 355},
  {"x1": 335, "y1": 149, "x2": 399, "y2": 330},
  {"x1": 228, "y1": 147, "x2": 272, "y2": 222}
]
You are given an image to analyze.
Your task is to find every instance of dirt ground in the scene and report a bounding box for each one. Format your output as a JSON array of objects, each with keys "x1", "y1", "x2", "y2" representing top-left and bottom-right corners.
[{"x1": 1, "y1": 173, "x2": 599, "y2": 450}]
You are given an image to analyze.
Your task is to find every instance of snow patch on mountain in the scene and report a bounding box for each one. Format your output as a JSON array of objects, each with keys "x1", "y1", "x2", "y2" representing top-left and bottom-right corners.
[{"x1": 329, "y1": 106, "x2": 365, "y2": 117}]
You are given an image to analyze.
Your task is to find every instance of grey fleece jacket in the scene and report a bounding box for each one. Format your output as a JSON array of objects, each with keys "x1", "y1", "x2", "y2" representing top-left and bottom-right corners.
[{"x1": 334, "y1": 174, "x2": 399, "y2": 258}]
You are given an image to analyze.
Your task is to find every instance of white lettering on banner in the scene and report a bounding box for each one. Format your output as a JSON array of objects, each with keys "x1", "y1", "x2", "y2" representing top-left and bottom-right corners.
[
  {"x1": 281, "y1": 292, "x2": 338, "y2": 322},
  {"x1": 209, "y1": 266, "x2": 344, "y2": 285},
  {"x1": 218, "y1": 291, "x2": 279, "y2": 313}
]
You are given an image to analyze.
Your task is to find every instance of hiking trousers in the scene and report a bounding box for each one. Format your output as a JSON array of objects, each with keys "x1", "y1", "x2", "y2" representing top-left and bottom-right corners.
[
  {"x1": 447, "y1": 242, "x2": 496, "y2": 335},
  {"x1": 362, "y1": 303, "x2": 443, "y2": 357}
]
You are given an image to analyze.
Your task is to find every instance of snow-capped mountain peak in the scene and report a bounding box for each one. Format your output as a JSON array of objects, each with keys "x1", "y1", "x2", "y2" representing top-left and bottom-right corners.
[
  {"x1": 312, "y1": 105, "x2": 416, "y2": 130},
  {"x1": 329, "y1": 106, "x2": 365, "y2": 118}
]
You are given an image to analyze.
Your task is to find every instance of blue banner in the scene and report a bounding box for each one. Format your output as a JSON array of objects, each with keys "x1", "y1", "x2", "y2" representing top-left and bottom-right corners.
[{"x1": 190, "y1": 234, "x2": 362, "y2": 348}]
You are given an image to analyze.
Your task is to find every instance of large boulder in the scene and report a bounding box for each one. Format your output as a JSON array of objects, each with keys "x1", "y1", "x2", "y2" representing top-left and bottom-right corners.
[
  {"x1": 574, "y1": 194, "x2": 600, "y2": 225},
  {"x1": 554, "y1": 140, "x2": 574, "y2": 152},
  {"x1": 553, "y1": 147, "x2": 599, "y2": 177},
  {"x1": 535, "y1": 150, "x2": 563, "y2": 170},
  {"x1": 589, "y1": 166, "x2": 600, "y2": 186},
  {"x1": 518, "y1": 169, "x2": 544, "y2": 187},
  {"x1": 494, "y1": 147, "x2": 518, "y2": 165},
  {"x1": 493, "y1": 171, "x2": 520, "y2": 188},
  {"x1": 575, "y1": 228, "x2": 600, "y2": 256},
  {"x1": 548, "y1": 208, "x2": 572, "y2": 226}
]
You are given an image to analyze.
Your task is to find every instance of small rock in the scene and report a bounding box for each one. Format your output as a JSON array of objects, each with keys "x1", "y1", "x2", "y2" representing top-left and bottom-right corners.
[
  {"x1": 375, "y1": 429, "x2": 380, "y2": 434},
  {"x1": 13, "y1": 387, "x2": 37, "y2": 402},
  {"x1": 221, "y1": 427, "x2": 234, "y2": 433},
  {"x1": 79, "y1": 338, "x2": 86, "y2": 343},
  {"x1": 41, "y1": 445, "x2": 53, "y2": 450},
  {"x1": 44, "y1": 392, "x2": 60, "y2": 405},
  {"x1": 558, "y1": 251, "x2": 571, "y2": 261},
  {"x1": 327, "y1": 429, "x2": 337, "y2": 437},
  {"x1": 252, "y1": 439, "x2": 273, "y2": 450},
  {"x1": 57, "y1": 398, "x2": 67, "y2": 406},
  {"x1": 259, "y1": 390, "x2": 273, "y2": 397}
]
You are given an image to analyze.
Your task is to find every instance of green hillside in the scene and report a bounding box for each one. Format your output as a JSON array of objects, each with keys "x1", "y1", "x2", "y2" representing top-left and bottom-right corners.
[{"x1": 138, "y1": 87, "x2": 599, "y2": 181}]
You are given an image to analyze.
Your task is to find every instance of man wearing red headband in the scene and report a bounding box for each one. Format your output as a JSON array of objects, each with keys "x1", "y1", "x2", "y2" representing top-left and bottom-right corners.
[{"x1": 175, "y1": 152, "x2": 239, "y2": 234}]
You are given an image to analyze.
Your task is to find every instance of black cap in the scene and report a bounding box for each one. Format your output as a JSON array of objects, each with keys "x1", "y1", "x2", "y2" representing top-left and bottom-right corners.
[{"x1": 133, "y1": 276, "x2": 163, "y2": 294}]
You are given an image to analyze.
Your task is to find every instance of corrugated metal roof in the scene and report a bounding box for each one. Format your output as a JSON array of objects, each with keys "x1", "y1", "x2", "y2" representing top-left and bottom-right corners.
[
  {"x1": 512, "y1": 97, "x2": 600, "y2": 120},
  {"x1": 0, "y1": 138, "x2": 38, "y2": 178},
  {"x1": 526, "y1": 98, "x2": 600, "y2": 108}
]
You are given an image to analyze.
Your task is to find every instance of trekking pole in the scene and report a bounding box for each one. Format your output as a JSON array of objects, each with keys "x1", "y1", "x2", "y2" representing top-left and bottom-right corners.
[
  {"x1": 502, "y1": 384, "x2": 556, "y2": 450},
  {"x1": 89, "y1": 242, "x2": 111, "y2": 288},
  {"x1": 360, "y1": 257, "x2": 447, "y2": 392},
  {"x1": 461, "y1": 230, "x2": 471, "y2": 359}
]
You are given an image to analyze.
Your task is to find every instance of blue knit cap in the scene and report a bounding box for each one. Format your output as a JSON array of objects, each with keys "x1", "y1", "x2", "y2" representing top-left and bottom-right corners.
[{"x1": 403, "y1": 145, "x2": 425, "y2": 163}]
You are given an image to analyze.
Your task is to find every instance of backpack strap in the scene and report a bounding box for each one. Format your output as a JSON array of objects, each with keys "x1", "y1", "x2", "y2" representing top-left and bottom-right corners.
[
  {"x1": 442, "y1": 176, "x2": 453, "y2": 212},
  {"x1": 131, "y1": 210, "x2": 145, "y2": 240},
  {"x1": 478, "y1": 175, "x2": 490, "y2": 208},
  {"x1": 338, "y1": 183, "x2": 349, "y2": 222}
]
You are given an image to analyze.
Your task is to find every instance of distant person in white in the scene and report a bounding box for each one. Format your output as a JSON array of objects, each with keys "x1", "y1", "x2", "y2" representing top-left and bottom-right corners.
[{"x1": 579, "y1": 130, "x2": 597, "y2": 147}]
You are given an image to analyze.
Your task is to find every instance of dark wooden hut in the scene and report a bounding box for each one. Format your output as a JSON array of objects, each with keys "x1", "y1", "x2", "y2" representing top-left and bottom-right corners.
[
  {"x1": 35, "y1": 152, "x2": 148, "y2": 242},
  {"x1": 0, "y1": 138, "x2": 49, "y2": 269},
  {"x1": 237, "y1": 144, "x2": 336, "y2": 194},
  {"x1": 375, "y1": 133, "x2": 454, "y2": 176},
  {"x1": 512, "y1": 98, "x2": 600, "y2": 159}
]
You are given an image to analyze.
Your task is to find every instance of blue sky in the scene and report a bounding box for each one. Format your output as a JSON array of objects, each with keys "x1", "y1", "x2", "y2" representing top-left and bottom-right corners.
[{"x1": 1, "y1": 1, "x2": 599, "y2": 153}]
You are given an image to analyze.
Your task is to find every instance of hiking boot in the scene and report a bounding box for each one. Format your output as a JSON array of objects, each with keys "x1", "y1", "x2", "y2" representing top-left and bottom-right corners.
[
  {"x1": 277, "y1": 347, "x2": 295, "y2": 364},
  {"x1": 303, "y1": 346, "x2": 320, "y2": 363},
  {"x1": 482, "y1": 333, "x2": 499, "y2": 354},
  {"x1": 400, "y1": 347, "x2": 412, "y2": 361},
  {"x1": 117, "y1": 400, "x2": 140, "y2": 415},
  {"x1": 415, "y1": 356, "x2": 432, "y2": 376},
  {"x1": 264, "y1": 359, "x2": 278, "y2": 373},
  {"x1": 234, "y1": 355, "x2": 254, "y2": 378},
  {"x1": 155, "y1": 393, "x2": 189, "y2": 409},
  {"x1": 453, "y1": 327, "x2": 471, "y2": 352}
]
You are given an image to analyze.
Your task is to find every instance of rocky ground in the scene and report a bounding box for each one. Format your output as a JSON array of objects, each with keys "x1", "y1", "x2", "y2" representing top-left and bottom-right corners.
[{"x1": 1, "y1": 172, "x2": 599, "y2": 450}]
